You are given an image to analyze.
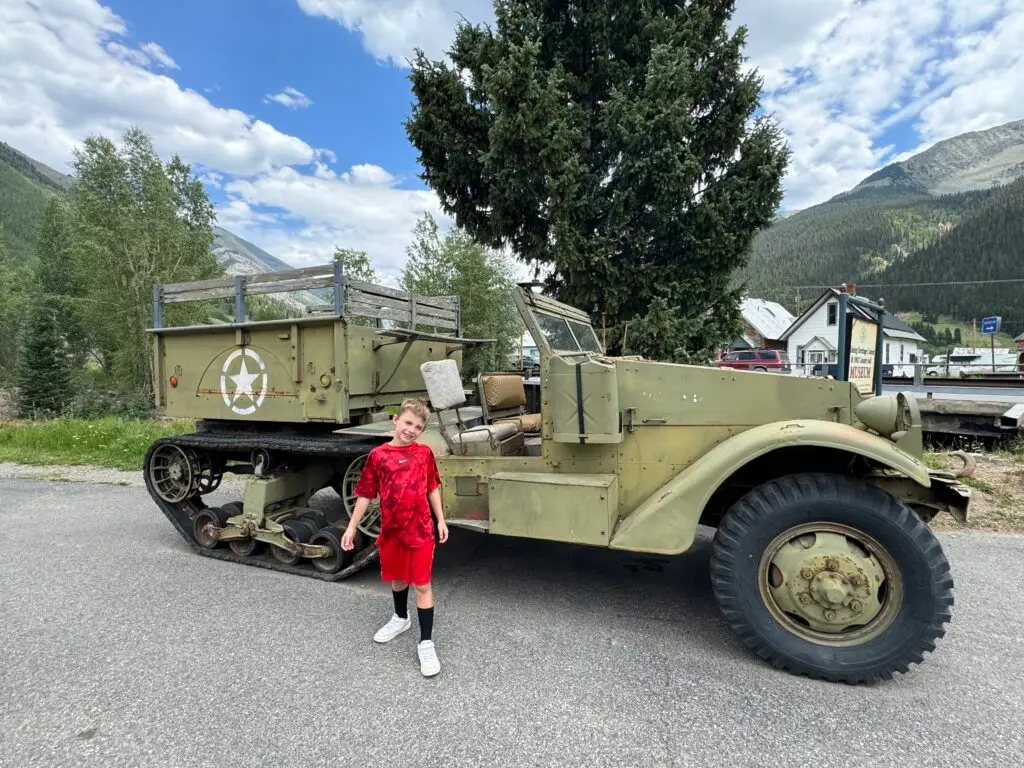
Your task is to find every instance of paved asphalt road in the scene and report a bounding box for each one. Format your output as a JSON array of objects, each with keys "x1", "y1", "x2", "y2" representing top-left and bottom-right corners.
[{"x1": 2, "y1": 479, "x2": 1023, "y2": 768}]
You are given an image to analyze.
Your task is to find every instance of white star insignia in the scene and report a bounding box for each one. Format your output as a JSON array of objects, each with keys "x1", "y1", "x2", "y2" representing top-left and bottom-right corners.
[{"x1": 229, "y1": 360, "x2": 262, "y2": 404}]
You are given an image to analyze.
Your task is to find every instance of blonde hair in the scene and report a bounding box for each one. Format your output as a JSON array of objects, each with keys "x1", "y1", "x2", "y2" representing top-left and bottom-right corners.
[{"x1": 396, "y1": 397, "x2": 430, "y2": 423}]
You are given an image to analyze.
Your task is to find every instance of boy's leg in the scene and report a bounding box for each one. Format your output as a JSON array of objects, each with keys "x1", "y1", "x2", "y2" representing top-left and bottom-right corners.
[
  {"x1": 373, "y1": 542, "x2": 412, "y2": 643},
  {"x1": 392, "y1": 580, "x2": 409, "y2": 619},
  {"x1": 411, "y1": 544, "x2": 440, "y2": 677},
  {"x1": 413, "y1": 582, "x2": 433, "y2": 641}
]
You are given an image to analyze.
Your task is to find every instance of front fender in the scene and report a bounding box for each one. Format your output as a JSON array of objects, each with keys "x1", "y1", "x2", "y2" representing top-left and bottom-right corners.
[{"x1": 608, "y1": 420, "x2": 931, "y2": 556}]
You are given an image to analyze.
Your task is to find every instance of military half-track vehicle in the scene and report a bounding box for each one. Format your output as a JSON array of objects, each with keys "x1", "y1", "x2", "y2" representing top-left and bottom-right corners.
[{"x1": 144, "y1": 265, "x2": 971, "y2": 684}]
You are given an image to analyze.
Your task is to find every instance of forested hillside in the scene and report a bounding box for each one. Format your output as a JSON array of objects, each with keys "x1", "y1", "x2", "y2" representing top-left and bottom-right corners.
[
  {"x1": 883, "y1": 176, "x2": 1024, "y2": 332},
  {"x1": 0, "y1": 142, "x2": 68, "y2": 263},
  {"x1": 740, "y1": 185, "x2": 997, "y2": 304},
  {"x1": 739, "y1": 120, "x2": 1024, "y2": 337}
]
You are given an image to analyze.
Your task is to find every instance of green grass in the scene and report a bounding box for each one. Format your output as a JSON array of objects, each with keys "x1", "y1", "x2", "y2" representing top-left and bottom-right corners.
[{"x1": 0, "y1": 417, "x2": 194, "y2": 471}]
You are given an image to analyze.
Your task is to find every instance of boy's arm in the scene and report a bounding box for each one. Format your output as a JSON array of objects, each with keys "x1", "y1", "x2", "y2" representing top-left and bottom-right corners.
[
  {"x1": 427, "y1": 486, "x2": 444, "y2": 522},
  {"x1": 428, "y1": 487, "x2": 448, "y2": 543},
  {"x1": 341, "y1": 496, "x2": 371, "y2": 549}
]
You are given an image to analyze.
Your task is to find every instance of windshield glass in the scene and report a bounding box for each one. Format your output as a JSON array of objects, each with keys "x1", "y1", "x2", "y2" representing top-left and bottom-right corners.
[
  {"x1": 568, "y1": 319, "x2": 601, "y2": 352},
  {"x1": 533, "y1": 311, "x2": 601, "y2": 353},
  {"x1": 534, "y1": 312, "x2": 579, "y2": 351}
]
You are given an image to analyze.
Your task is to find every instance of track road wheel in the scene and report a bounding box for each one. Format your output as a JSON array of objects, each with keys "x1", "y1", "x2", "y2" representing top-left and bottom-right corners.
[
  {"x1": 271, "y1": 519, "x2": 310, "y2": 566},
  {"x1": 310, "y1": 527, "x2": 362, "y2": 574},
  {"x1": 193, "y1": 507, "x2": 227, "y2": 550},
  {"x1": 709, "y1": 473, "x2": 954, "y2": 685}
]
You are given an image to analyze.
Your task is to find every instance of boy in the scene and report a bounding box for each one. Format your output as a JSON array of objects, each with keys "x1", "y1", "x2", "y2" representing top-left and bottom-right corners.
[{"x1": 341, "y1": 398, "x2": 449, "y2": 677}]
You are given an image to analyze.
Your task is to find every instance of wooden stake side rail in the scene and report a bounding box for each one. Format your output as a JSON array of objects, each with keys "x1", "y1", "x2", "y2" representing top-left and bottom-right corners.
[{"x1": 151, "y1": 262, "x2": 461, "y2": 333}]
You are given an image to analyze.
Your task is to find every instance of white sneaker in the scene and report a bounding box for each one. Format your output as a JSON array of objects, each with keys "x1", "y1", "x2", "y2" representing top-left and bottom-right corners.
[
  {"x1": 373, "y1": 613, "x2": 411, "y2": 643},
  {"x1": 417, "y1": 640, "x2": 441, "y2": 677}
]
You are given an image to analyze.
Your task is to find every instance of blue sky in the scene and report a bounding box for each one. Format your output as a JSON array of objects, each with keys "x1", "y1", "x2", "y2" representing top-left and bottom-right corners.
[{"x1": 1, "y1": 0, "x2": 1022, "y2": 283}]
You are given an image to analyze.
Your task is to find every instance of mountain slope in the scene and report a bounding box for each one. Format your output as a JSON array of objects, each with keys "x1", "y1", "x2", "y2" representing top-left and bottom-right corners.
[
  {"x1": 0, "y1": 142, "x2": 68, "y2": 262},
  {"x1": 212, "y1": 226, "x2": 295, "y2": 275},
  {"x1": 740, "y1": 119, "x2": 1024, "y2": 325},
  {"x1": 853, "y1": 119, "x2": 1024, "y2": 197}
]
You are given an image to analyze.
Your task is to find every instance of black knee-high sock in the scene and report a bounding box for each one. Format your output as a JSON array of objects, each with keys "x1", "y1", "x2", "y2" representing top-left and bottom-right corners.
[
  {"x1": 418, "y1": 606, "x2": 434, "y2": 642},
  {"x1": 393, "y1": 586, "x2": 409, "y2": 619}
]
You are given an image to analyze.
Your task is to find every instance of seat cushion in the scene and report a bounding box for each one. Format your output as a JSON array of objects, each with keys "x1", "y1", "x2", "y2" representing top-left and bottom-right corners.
[
  {"x1": 496, "y1": 412, "x2": 541, "y2": 433},
  {"x1": 481, "y1": 374, "x2": 527, "y2": 409},
  {"x1": 452, "y1": 422, "x2": 520, "y2": 444},
  {"x1": 421, "y1": 359, "x2": 466, "y2": 410}
]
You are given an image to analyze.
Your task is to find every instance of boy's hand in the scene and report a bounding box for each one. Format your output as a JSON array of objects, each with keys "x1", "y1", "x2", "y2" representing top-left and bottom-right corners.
[
  {"x1": 437, "y1": 519, "x2": 449, "y2": 544},
  {"x1": 341, "y1": 526, "x2": 356, "y2": 551}
]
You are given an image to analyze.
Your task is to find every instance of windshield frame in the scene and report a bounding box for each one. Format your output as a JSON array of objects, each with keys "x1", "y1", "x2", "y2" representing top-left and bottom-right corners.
[{"x1": 512, "y1": 287, "x2": 604, "y2": 357}]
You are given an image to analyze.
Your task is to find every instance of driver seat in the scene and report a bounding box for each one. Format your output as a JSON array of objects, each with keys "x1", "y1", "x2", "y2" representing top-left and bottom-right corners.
[{"x1": 420, "y1": 359, "x2": 524, "y2": 456}]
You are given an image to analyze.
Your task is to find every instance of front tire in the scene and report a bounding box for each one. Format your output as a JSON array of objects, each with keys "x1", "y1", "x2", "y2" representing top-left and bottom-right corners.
[{"x1": 709, "y1": 473, "x2": 953, "y2": 684}]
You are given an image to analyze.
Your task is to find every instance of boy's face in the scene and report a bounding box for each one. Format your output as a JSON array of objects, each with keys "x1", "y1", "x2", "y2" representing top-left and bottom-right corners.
[{"x1": 392, "y1": 409, "x2": 427, "y2": 445}]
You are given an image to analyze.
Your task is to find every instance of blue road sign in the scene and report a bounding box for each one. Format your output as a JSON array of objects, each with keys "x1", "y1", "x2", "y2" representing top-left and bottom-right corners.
[{"x1": 981, "y1": 316, "x2": 1001, "y2": 334}]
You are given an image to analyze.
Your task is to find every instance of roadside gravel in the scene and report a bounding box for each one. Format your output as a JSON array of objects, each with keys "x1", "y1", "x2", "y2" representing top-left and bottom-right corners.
[{"x1": 0, "y1": 461, "x2": 247, "y2": 493}]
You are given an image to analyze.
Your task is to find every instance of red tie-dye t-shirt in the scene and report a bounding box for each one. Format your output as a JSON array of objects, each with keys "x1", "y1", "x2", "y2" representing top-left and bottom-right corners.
[{"x1": 352, "y1": 441, "x2": 441, "y2": 547}]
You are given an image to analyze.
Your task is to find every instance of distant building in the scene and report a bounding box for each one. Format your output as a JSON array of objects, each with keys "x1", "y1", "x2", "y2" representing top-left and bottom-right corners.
[
  {"x1": 1015, "y1": 331, "x2": 1024, "y2": 352},
  {"x1": 779, "y1": 288, "x2": 926, "y2": 374},
  {"x1": 728, "y1": 298, "x2": 796, "y2": 351}
]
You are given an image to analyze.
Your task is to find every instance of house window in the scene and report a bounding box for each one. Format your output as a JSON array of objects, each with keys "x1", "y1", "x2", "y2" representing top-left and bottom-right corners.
[{"x1": 827, "y1": 303, "x2": 837, "y2": 326}]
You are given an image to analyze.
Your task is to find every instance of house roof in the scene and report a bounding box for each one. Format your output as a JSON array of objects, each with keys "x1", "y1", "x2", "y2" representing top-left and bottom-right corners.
[
  {"x1": 779, "y1": 288, "x2": 927, "y2": 342},
  {"x1": 740, "y1": 297, "x2": 795, "y2": 341}
]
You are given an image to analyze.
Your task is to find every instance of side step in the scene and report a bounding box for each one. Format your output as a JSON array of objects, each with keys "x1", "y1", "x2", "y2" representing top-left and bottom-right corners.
[{"x1": 447, "y1": 519, "x2": 490, "y2": 533}]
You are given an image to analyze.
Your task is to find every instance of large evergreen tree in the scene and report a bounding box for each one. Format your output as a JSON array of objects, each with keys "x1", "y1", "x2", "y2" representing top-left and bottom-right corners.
[
  {"x1": 405, "y1": 0, "x2": 789, "y2": 360},
  {"x1": 0, "y1": 228, "x2": 21, "y2": 378},
  {"x1": 14, "y1": 299, "x2": 74, "y2": 418},
  {"x1": 34, "y1": 196, "x2": 88, "y2": 368}
]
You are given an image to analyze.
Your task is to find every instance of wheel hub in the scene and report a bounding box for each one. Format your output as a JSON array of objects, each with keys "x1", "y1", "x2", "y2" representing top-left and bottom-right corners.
[{"x1": 760, "y1": 524, "x2": 900, "y2": 644}]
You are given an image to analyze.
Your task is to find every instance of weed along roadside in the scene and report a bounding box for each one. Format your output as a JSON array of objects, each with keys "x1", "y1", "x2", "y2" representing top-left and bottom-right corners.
[
  {"x1": 0, "y1": 416, "x2": 194, "y2": 471},
  {"x1": 925, "y1": 448, "x2": 1024, "y2": 533}
]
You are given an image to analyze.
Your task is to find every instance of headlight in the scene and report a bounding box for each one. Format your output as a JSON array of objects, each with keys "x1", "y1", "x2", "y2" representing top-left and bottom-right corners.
[
  {"x1": 853, "y1": 394, "x2": 900, "y2": 437},
  {"x1": 854, "y1": 392, "x2": 918, "y2": 438}
]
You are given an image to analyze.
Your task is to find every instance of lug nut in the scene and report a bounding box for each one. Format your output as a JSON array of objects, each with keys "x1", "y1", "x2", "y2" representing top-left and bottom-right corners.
[
  {"x1": 850, "y1": 600, "x2": 862, "y2": 612},
  {"x1": 799, "y1": 594, "x2": 811, "y2": 604},
  {"x1": 824, "y1": 609, "x2": 836, "y2": 621},
  {"x1": 800, "y1": 567, "x2": 814, "y2": 580},
  {"x1": 826, "y1": 558, "x2": 839, "y2": 571}
]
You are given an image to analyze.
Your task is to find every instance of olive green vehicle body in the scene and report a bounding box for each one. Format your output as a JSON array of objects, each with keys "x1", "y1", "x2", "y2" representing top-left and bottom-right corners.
[
  {"x1": 145, "y1": 264, "x2": 969, "y2": 683},
  {"x1": 149, "y1": 267, "x2": 969, "y2": 555}
]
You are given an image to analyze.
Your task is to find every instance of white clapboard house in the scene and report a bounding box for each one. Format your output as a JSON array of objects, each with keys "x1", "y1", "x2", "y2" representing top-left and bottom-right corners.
[{"x1": 780, "y1": 288, "x2": 926, "y2": 376}]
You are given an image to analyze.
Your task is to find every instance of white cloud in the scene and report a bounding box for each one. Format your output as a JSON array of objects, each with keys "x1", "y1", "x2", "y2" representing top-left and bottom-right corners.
[
  {"x1": 295, "y1": 0, "x2": 493, "y2": 64},
  {"x1": 0, "y1": 0, "x2": 313, "y2": 175},
  {"x1": 265, "y1": 86, "x2": 313, "y2": 110},
  {"x1": 140, "y1": 41, "x2": 178, "y2": 69},
  {"x1": 219, "y1": 164, "x2": 446, "y2": 283}
]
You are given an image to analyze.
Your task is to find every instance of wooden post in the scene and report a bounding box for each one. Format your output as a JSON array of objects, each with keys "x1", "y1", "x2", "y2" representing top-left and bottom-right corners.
[
  {"x1": 233, "y1": 275, "x2": 245, "y2": 324},
  {"x1": 152, "y1": 284, "x2": 163, "y2": 329},
  {"x1": 332, "y1": 259, "x2": 345, "y2": 316}
]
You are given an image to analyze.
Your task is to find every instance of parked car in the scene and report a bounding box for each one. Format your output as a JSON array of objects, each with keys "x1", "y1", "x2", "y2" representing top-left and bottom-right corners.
[{"x1": 716, "y1": 348, "x2": 792, "y2": 373}]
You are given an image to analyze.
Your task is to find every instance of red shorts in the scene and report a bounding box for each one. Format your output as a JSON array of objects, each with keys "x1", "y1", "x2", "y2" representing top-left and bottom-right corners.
[{"x1": 378, "y1": 538, "x2": 435, "y2": 585}]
